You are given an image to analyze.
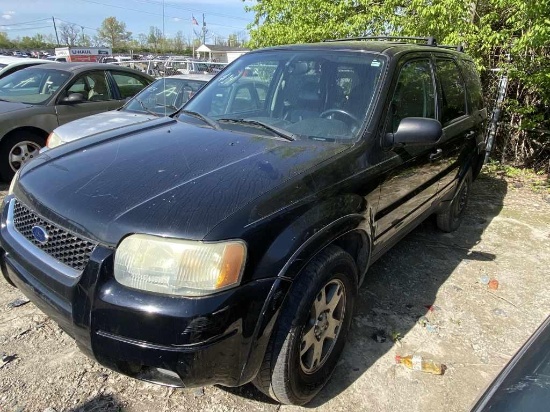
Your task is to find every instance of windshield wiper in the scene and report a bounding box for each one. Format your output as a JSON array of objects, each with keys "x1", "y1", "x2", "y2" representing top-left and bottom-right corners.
[
  {"x1": 177, "y1": 109, "x2": 220, "y2": 130},
  {"x1": 134, "y1": 98, "x2": 159, "y2": 117},
  {"x1": 155, "y1": 102, "x2": 179, "y2": 112},
  {"x1": 218, "y1": 118, "x2": 296, "y2": 141}
]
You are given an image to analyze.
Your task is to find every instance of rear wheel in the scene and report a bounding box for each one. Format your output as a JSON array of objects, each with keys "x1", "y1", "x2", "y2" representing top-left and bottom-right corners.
[
  {"x1": 437, "y1": 170, "x2": 472, "y2": 232},
  {"x1": 0, "y1": 131, "x2": 45, "y2": 181},
  {"x1": 253, "y1": 245, "x2": 357, "y2": 405}
]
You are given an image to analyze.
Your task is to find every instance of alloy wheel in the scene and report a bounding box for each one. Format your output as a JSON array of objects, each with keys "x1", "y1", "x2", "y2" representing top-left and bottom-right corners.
[
  {"x1": 299, "y1": 278, "x2": 346, "y2": 374},
  {"x1": 9, "y1": 140, "x2": 41, "y2": 172}
]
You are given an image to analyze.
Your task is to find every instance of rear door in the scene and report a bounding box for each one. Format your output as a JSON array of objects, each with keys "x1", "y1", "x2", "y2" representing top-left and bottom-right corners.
[
  {"x1": 55, "y1": 70, "x2": 121, "y2": 125},
  {"x1": 432, "y1": 56, "x2": 476, "y2": 195},
  {"x1": 373, "y1": 55, "x2": 441, "y2": 250},
  {"x1": 108, "y1": 70, "x2": 151, "y2": 102}
]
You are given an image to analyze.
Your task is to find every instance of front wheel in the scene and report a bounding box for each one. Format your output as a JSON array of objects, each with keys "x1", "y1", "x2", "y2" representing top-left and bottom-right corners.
[
  {"x1": 253, "y1": 245, "x2": 357, "y2": 405},
  {"x1": 0, "y1": 131, "x2": 45, "y2": 181}
]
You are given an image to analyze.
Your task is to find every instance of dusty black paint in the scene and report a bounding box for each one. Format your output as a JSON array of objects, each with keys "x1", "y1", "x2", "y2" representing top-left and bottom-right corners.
[{"x1": 0, "y1": 41, "x2": 487, "y2": 390}]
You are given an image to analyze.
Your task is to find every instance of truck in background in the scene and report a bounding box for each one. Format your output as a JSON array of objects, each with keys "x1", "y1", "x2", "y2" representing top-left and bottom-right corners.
[{"x1": 54, "y1": 47, "x2": 112, "y2": 63}]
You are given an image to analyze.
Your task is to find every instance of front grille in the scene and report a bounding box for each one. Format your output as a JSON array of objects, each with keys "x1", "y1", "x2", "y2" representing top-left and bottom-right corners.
[{"x1": 12, "y1": 200, "x2": 96, "y2": 272}]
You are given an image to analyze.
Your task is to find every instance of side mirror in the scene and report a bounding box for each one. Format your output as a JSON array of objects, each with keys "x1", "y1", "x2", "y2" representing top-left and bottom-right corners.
[
  {"x1": 60, "y1": 93, "x2": 85, "y2": 104},
  {"x1": 391, "y1": 117, "x2": 442, "y2": 146}
]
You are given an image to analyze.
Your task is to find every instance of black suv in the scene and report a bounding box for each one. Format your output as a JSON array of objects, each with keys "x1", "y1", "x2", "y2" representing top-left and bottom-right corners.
[{"x1": 0, "y1": 38, "x2": 486, "y2": 405}]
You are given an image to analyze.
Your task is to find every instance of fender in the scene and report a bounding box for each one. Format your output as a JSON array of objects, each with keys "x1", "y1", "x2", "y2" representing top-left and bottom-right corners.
[{"x1": 251, "y1": 193, "x2": 374, "y2": 283}]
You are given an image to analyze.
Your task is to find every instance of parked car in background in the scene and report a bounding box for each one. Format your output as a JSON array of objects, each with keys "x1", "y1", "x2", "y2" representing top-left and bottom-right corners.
[
  {"x1": 1, "y1": 38, "x2": 487, "y2": 405},
  {"x1": 46, "y1": 74, "x2": 211, "y2": 149},
  {"x1": 0, "y1": 63, "x2": 153, "y2": 180},
  {"x1": 45, "y1": 56, "x2": 67, "y2": 62},
  {"x1": 0, "y1": 56, "x2": 51, "y2": 79}
]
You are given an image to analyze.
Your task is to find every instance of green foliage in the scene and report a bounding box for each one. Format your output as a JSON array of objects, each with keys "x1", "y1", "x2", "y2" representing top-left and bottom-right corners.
[
  {"x1": 97, "y1": 17, "x2": 132, "y2": 50},
  {"x1": 246, "y1": 0, "x2": 550, "y2": 170}
]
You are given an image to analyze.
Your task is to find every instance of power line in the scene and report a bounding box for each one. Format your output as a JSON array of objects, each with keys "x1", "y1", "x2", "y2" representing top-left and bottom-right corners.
[
  {"x1": 54, "y1": 17, "x2": 99, "y2": 32},
  {"x1": 129, "y1": 0, "x2": 251, "y2": 22},
  {"x1": 0, "y1": 18, "x2": 51, "y2": 27},
  {"x1": 74, "y1": 0, "x2": 248, "y2": 31}
]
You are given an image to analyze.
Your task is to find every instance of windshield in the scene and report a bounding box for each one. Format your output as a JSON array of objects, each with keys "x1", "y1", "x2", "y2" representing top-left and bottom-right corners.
[
  {"x1": 125, "y1": 77, "x2": 207, "y2": 115},
  {"x1": 184, "y1": 50, "x2": 386, "y2": 142},
  {"x1": 0, "y1": 68, "x2": 70, "y2": 104}
]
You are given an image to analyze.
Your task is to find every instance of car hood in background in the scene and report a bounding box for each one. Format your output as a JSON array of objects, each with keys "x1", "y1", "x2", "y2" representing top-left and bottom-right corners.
[
  {"x1": 53, "y1": 110, "x2": 158, "y2": 143},
  {"x1": 16, "y1": 118, "x2": 348, "y2": 245}
]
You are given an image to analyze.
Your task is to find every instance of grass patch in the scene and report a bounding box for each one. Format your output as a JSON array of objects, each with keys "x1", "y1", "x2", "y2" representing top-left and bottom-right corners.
[{"x1": 481, "y1": 161, "x2": 550, "y2": 194}]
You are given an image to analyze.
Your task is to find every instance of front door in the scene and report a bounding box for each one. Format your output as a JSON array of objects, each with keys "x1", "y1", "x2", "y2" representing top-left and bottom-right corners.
[
  {"x1": 55, "y1": 71, "x2": 122, "y2": 126},
  {"x1": 373, "y1": 57, "x2": 442, "y2": 252}
]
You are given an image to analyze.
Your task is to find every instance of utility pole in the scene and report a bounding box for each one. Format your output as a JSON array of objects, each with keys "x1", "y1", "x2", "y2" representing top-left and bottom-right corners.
[
  {"x1": 202, "y1": 14, "x2": 206, "y2": 45},
  {"x1": 52, "y1": 16, "x2": 60, "y2": 46}
]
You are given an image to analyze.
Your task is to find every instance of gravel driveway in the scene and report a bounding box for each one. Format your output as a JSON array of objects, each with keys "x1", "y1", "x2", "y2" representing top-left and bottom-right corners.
[{"x1": 1, "y1": 171, "x2": 549, "y2": 412}]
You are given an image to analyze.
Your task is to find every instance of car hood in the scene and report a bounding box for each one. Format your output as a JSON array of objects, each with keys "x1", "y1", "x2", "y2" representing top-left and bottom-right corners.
[
  {"x1": 54, "y1": 110, "x2": 158, "y2": 143},
  {"x1": 16, "y1": 118, "x2": 348, "y2": 245},
  {"x1": 0, "y1": 100, "x2": 33, "y2": 114}
]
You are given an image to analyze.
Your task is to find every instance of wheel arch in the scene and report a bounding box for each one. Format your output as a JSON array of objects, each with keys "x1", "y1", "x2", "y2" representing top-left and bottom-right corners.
[
  {"x1": 1, "y1": 126, "x2": 49, "y2": 143},
  {"x1": 271, "y1": 213, "x2": 373, "y2": 285}
]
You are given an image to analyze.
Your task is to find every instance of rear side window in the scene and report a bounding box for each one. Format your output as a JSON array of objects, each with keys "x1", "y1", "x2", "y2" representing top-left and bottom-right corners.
[
  {"x1": 111, "y1": 72, "x2": 149, "y2": 99},
  {"x1": 459, "y1": 60, "x2": 483, "y2": 111},
  {"x1": 436, "y1": 59, "x2": 467, "y2": 125},
  {"x1": 387, "y1": 59, "x2": 436, "y2": 133}
]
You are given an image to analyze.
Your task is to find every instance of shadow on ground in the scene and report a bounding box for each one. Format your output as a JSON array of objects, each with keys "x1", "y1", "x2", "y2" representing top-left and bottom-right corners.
[
  {"x1": 221, "y1": 174, "x2": 508, "y2": 407},
  {"x1": 68, "y1": 394, "x2": 125, "y2": 412}
]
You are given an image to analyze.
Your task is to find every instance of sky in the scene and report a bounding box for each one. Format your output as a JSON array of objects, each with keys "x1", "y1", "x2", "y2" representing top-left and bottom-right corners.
[{"x1": 0, "y1": 0, "x2": 253, "y2": 42}]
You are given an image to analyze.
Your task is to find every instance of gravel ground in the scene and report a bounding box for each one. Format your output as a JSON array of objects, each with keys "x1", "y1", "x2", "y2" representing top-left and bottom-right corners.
[{"x1": 0, "y1": 171, "x2": 549, "y2": 412}]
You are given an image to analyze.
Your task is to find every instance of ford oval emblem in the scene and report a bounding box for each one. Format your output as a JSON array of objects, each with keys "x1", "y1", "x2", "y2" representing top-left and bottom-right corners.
[{"x1": 31, "y1": 225, "x2": 49, "y2": 244}]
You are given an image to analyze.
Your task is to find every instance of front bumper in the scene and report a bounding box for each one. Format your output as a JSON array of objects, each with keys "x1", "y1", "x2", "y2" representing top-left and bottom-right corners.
[{"x1": 0, "y1": 197, "x2": 291, "y2": 387}]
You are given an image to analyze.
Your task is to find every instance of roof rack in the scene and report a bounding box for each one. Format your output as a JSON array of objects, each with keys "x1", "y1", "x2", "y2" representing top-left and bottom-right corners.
[
  {"x1": 324, "y1": 36, "x2": 438, "y2": 46},
  {"x1": 323, "y1": 36, "x2": 465, "y2": 52},
  {"x1": 438, "y1": 44, "x2": 465, "y2": 52}
]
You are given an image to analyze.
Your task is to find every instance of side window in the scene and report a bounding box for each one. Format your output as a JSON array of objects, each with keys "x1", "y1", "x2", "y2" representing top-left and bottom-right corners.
[
  {"x1": 67, "y1": 77, "x2": 87, "y2": 94},
  {"x1": 459, "y1": 60, "x2": 483, "y2": 111},
  {"x1": 436, "y1": 59, "x2": 467, "y2": 124},
  {"x1": 112, "y1": 72, "x2": 149, "y2": 99},
  {"x1": 388, "y1": 59, "x2": 436, "y2": 133},
  {"x1": 67, "y1": 72, "x2": 112, "y2": 102}
]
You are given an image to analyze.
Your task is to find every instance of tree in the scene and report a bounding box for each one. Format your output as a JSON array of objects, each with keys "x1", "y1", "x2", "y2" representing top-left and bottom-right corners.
[
  {"x1": 172, "y1": 31, "x2": 186, "y2": 53},
  {"x1": 60, "y1": 23, "x2": 80, "y2": 46},
  {"x1": 97, "y1": 16, "x2": 131, "y2": 50},
  {"x1": 148, "y1": 26, "x2": 163, "y2": 52},
  {"x1": 79, "y1": 33, "x2": 92, "y2": 47},
  {"x1": 0, "y1": 32, "x2": 14, "y2": 48},
  {"x1": 227, "y1": 33, "x2": 238, "y2": 47}
]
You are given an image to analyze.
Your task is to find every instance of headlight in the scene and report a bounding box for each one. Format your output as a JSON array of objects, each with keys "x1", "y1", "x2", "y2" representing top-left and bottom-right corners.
[
  {"x1": 8, "y1": 169, "x2": 20, "y2": 196},
  {"x1": 46, "y1": 132, "x2": 63, "y2": 149},
  {"x1": 114, "y1": 234, "x2": 247, "y2": 297}
]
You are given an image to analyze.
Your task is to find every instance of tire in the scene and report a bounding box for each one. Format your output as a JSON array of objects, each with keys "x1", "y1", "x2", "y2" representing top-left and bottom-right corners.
[
  {"x1": 437, "y1": 169, "x2": 472, "y2": 232},
  {"x1": 0, "y1": 131, "x2": 45, "y2": 181},
  {"x1": 253, "y1": 245, "x2": 358, "y2": 405}
]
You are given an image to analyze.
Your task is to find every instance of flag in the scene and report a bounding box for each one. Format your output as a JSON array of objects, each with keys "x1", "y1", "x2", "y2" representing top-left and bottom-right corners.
[{"x1": 192, "y1": 16, "x2": 198, "y2": 25}]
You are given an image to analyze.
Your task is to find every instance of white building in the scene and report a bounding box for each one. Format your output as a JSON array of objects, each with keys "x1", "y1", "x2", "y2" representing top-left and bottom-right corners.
[{"x1": 195, "y1": 44, "x2": 249, "y2": 63}]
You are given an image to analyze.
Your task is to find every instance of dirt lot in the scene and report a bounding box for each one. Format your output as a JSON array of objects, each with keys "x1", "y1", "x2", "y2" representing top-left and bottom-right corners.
[{"x1": 1, "y1": 171, "x2": 549, "y2": 412}]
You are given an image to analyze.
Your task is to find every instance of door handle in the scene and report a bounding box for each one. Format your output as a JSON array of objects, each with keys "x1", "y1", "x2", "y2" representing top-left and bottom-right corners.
[{"x1": 429, "y1": 148, "x2": 443, "y2": 162}]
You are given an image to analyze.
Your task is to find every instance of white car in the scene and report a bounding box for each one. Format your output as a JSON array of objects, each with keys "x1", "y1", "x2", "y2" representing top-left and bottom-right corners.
[
  {"x1": 0, "y1": 56, "x2": 52, "y2": 79},
  {"x1": 46, "y1": 74, "x2": 213, "y2": 150}
]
